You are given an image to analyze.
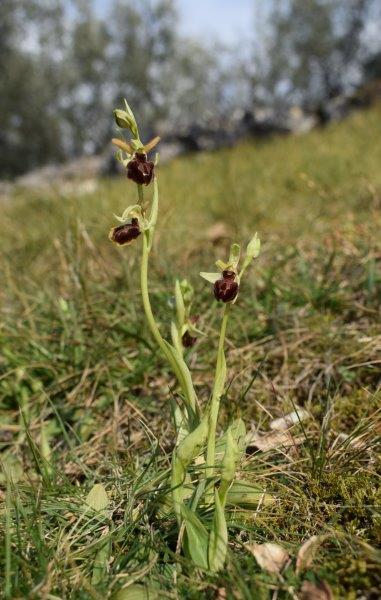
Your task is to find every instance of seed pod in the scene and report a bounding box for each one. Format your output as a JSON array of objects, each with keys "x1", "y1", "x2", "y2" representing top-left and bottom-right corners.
[
  {"x1": 109, "y1": 218, "x2": 141, "y2": 245},
  {"x1": 127, "y1": 152, "x2": 154, "y2": 185},
  {"x1": 182, "y1": 330, "x2": 197, "y2": 348},
  {"x1": 213, "y1": 270, "x2": 239, "y2": 303}
]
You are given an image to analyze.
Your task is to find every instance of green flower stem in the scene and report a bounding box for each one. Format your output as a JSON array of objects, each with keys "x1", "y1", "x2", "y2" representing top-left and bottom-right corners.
[
  {"x1": 139, "y1": 186, "x2": 198, "y2": 417},
  {"x1": 206, "y1": 303, "x2": 230, "y2": 475},
  {"x1": 140, "y1": 232, "x2": 185, "y2": 389},
  {"x1": 137, "y1": 183, "x2": 144, "y2": 206}
]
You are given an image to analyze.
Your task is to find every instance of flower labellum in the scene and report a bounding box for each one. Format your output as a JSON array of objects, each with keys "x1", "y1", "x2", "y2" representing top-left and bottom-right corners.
[
  {"x1": 109, "y1": 218, "x2": 141, "y2": 245},
  {"x1": 127, "y1": 152, "x2": 154, "y2": 185},
  {"x1": 214, "y1": 270, "x2": 239, "y2": 303},
  {"x1": 182, "y1": 330, "x2": 197, "y2": 348}
]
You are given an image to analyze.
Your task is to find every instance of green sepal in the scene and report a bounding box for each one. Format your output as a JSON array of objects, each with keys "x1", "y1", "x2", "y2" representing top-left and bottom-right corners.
[
  {"x1": 200, "y1": 271, "x2": 220, "y2": 283},
  {"x1": 229, "y1": 243, "x2": 241, "y2": 269}
]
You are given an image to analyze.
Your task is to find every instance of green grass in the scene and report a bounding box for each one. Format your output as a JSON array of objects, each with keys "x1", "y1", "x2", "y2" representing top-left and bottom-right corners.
[{"x1": 1, "y1": 104, "x2": 381, "y2": 599}]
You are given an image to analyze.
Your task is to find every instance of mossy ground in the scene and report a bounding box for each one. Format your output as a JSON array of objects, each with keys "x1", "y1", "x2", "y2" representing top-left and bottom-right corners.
[{"x1": 1, "y1": 105, "x2": 380, "y2": 598}]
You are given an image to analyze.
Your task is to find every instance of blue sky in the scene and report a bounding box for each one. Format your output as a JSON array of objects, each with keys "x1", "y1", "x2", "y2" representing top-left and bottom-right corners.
[
  {"x1": 177, "y1": 0, "x2": 253, "y2": 43},
  {"x1": 93, "y1": 0, "x2": 254, "y2": 44}
]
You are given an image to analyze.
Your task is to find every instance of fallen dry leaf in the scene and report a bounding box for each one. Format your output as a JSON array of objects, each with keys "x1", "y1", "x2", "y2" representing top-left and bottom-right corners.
[
  {"x1": 296, "y1": 535, "x2": 326, "y2": 573},
  {"x1": 246, "y1": 542, "x2": 289, "y2": 574},
  {"x1": 335, "y1": 432, "x2": 367, "y2": 450},
  {"x1": 270, "y1": 407, "x2": 310, "y2": 431},
  {"x1": 246, "y1": 429, "x2": 303, "y2": 451},
  {"x1": 299, "y1": 580, "x2": 333, "y2": 600}
]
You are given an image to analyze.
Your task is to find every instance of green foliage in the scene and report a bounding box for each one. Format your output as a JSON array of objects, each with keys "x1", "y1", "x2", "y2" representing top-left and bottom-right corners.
[{"x1": 0, "y1": 105, "x2": 380, "y2": 597}]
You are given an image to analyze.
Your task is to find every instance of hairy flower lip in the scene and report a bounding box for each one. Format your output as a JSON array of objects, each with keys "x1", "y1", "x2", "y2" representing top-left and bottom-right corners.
[
  {"x1": 127, "y1": 152, "x2": 155, "y2": 185},
  {"x1": 214, "y1": 270, "x2": 239, "y2": 302},
  {"x1": 182, "y1": 330, "x2": 197, "y2": 348},
  {"x1": 109, "y1": 217, "x2": 141, "y2": 245}
]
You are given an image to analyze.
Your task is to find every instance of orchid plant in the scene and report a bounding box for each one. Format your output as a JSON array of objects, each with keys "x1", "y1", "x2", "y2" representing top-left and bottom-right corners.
[{"x1": 109, "y1": 100, "x2": 267, "y2": 572}]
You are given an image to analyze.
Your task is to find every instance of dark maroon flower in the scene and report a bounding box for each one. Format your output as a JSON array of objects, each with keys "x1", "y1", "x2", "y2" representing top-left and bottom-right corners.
[
  {"x1": 109, "y1": 218, "x2": 141, "y2": 245},
  {"x1": 127, "y1": 152, "x2": 154, "y2": 185},
  {"x1": 182, "y1": 330, "x2": 197, "y2": 348},
  {"x1": 213, "y1": 270, "x2": 239, "y2": 303}
]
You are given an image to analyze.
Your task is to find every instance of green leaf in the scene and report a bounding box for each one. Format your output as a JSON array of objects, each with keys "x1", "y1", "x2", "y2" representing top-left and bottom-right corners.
[
  {"x1": 181, "y1": 504, "x2": 209, "y2": 569},
  {"x1": 200, "y1": 271, "x2": 220, "y2": 284},
  {"x1": 91, "y1": 536, "x2": 110, "y2": 585},
  {"x1": 0, "y1": 453, "x2": 23, "y2": 483},
  {"x1": 215, "y1": 418, "x2": 246, "y2": 463},
  {"x1": 172, "y1": 416, "x2": 208, "y2": 517},
  {"x1": 176, "y1": 415, "x2": 209, "y2": 468},
  {"x1": 180, "y1": 279, "x2": 194, "y2": 307},
  {"x1": 175, "y1": 279, "x2": 185, "y2": 328},
  {"x1": 40, "y1": 421, "x2": 53, "y2": 476},
  {"x1": 170, "y1": 321, "x2": 183, "y2": 359},
  {"x1": 219, "y1": 429, "x2": 240, "y2": 506},
  {"x1": 113, "y1": 584, "x2": 158, "y2": 600},
  {"x1": 85, "y1": 484, "x2": 109, "y2": 513},
  {"x1": 226, "y1": 480, "x2": 275, "y2": 508},
  {"x1": 163, "y1": 338, "x2": 197, "y2": 415},
  {"x1": 208, "y1": 489, "x2": 228, "y2": 572}
]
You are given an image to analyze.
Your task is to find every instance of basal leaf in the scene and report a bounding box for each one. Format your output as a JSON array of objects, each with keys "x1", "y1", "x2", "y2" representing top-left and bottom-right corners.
[
  {"x1": 85, "y1": 483, "x2": 109, "y2": 513},
  {"x1": 113, "y1": 584, "x2": 158, "y2": 600},
  {"x1": 181, "y1": 504, "x2": 209, "y2": 569},
  {"x1": 227, "y1": 480, "x2": 275, "y2": 508},
  {"x1": 208, "y1": 489, "x2": 228, "y2": 572}
]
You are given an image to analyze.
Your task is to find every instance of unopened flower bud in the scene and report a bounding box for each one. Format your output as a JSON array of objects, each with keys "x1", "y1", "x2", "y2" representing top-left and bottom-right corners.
[
  {"x1": 109, "y1": 218, "x2": 141, "y2": 245},
  {"x1": 213, "y1": 270, "x2": 239, "y2": 303},
  {"x1": 182, "y1": 330, "x2": 197, "y2": 348},
  {"x1": 113, "y1": 109, "x2": 136, "y2": 131},
  {"x1": 127, "y1": 152, "x2": 154, "y2": 185}
]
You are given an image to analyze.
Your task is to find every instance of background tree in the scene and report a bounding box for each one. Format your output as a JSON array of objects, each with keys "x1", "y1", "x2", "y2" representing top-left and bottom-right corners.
[
  {"x1": 0, "y1": 0, "x2": 66, "y2": 176},
  {"x1": 250, "y1": 0, "x2": 381, "y2": 111},
  {"x1": 1, "y1": 0, "x2": 381, "y2": 178}
]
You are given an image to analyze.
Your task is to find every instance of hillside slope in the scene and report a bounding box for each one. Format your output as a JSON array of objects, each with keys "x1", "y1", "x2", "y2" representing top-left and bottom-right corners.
[{"x1": 1, "y1": 105, "x2": 380, "y2": 598}]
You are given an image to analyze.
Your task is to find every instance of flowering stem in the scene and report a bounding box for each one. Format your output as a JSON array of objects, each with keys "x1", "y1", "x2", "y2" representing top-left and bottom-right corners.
[
  {"x1": 206, "y1": 303, "x2": 230, "y2": 475},
  {"x1": 139, "y1": 192, "x2": 198, "y2": 419}
]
